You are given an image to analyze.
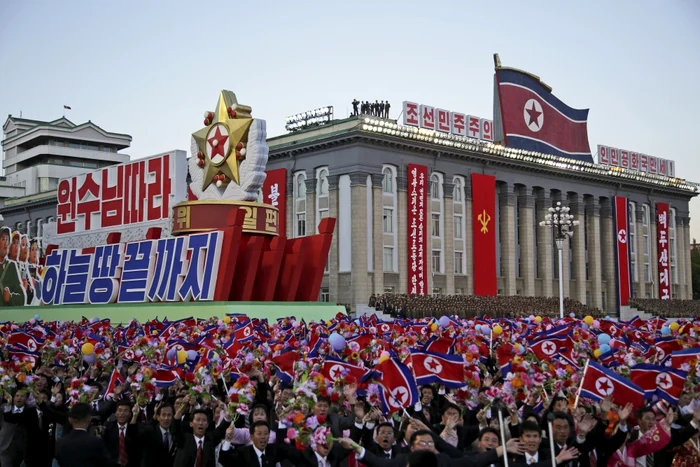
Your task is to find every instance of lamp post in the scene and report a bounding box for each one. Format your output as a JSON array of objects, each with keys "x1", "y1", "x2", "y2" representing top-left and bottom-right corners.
[{"x1": 540, "y1": 201, "x2": 580, "y2": 319}]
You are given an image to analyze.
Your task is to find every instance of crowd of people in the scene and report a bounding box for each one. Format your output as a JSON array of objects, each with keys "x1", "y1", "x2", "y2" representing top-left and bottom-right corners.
[
  {"x1": 369, "y1": 294, "x2": 604, "y2": 319},
  {"x1": 0, "y1": 311, "x2": 699, "y2": 467},
  {"x1": 629, "y1": 298, "x2": 700, "y2": 318}
]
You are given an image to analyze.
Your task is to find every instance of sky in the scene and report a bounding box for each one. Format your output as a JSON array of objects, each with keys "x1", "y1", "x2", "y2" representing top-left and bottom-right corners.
[{"x1": 1, "y1": 1, "x2": 699, "y2": 235}]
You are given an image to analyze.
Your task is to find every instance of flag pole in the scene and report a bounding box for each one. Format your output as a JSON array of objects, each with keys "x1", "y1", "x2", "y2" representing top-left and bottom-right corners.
[
  {"x1": 573, "y1": 359, "x2": 591, "y2": 410},
  {"x1": 497, "y1": 406, "x2": 510, "y2": 467}
]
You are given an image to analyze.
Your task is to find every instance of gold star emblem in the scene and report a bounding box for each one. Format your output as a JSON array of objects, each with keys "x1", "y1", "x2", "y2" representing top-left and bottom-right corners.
[{"x1": 192, "y1": 90, "x2": 253, "y2": 190}]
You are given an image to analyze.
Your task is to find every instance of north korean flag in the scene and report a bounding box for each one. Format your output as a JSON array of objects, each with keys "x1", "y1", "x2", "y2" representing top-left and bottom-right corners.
[
  {"x1": 104, "y1": 368, "x2": 125, "y2": 399},
  {"x1": 580, "y1": 361, "x2": 645, "y2": 408},
  {"x1": 670, "y1": 348, "x2": 700, "y2": 369},
  {"x1": 8, "y1": 331, "x2": 44, "y2": 353},
  {"x1": 424, "y1": 335, "x2": 455, "y2": 354},
  {"x1": 630, "y1": 364, "x2": 687, "y2": 404},
  {"x1": 410, "y1": 349, "x2": 465, "y2": 388},
  {"x1": 7, "y1": 347, "x2": 40, "y2": 369},
  {"x1": 153, "y1": 368, "x2": 180, "y2": 388},
  {"x1": 234, "y1": 320, "x2": 255, "y2": 341},
  {"x1": 654, "y1": 337, "x2": 683, "y2": 363},
  {"x1": 529, "y1": 336, "x2": 568, "y2": 361},
  {"x1": 373, "y1": 358, "x2": 419, "y2": 414},
  {"x1": 322, "y1": 356, "x2": 370, "y2": 383},
  {"x1": 495, "y1": 68, "x2": 592, "y2": 162}
]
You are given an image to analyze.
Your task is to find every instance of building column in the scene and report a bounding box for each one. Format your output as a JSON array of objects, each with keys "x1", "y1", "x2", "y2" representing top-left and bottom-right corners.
[
  {"x1": 444, "y1": 185, "x2": 455, "y2": 295},
  {"x1": 587, "y1": 198, "x2": 602, "y2": 310},
  {"x1": 305, "y1": 178, "x2": 316, "y2": 237},
  {"x1": 499, "y1": 184, "x2": 516, "y2": 295},
  {"x1": 536, "y1": 192, "x2": 553, "y2": 297},
  {"x1": 397, "y1": 174, "x2": 408, "y2": 294},
  {"x1": 371, "y1": 174, "x2": 385, "y2": 294},
  {"x1": 635, "y1": 207, "x2": 646, "y2": 299},
  {"x1": 684, "y1": 217, "x2": 693, "y2": 299},
  {"x1": 349, "y1": 174, "x2": 369, "y2": 309},
  {"x1": 650, "y1": 205, "x2": 659, "y2": 300},
  {"x1": 327, "y1": 176, "x2": 339, "y2": 304},
  {"x1": 465, "y1": 180, "x2": 474, "y2": 295},
  {"x1": 600, "y1": 198, "x2": 617, "y2": 314},
  {"x1": 518, "y1": 192, "x2": 535, "y2": 296},
  {"x1": 569, "y1": 195, "x2": 587, "y2": 305}
]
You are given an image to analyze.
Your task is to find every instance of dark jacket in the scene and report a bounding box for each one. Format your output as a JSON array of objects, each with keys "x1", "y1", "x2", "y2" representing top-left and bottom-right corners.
[
  {"x1": 55, "y1": 429, "x2": 113, "y2": 467},
  {"x1": 137, "y1": 423, "x2": 177, "y2": 467},
  {"x1": 102, "y1": 421, "x2": 143, "y2": 467},
  {"x1": 171, "y1": 418, "x2": 229, "y2": 467}
]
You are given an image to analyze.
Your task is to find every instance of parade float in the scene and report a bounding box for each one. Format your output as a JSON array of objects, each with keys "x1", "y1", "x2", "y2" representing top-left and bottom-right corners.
[{"x1": 0, "y1": 91, "x2": 341, "y2": 323}]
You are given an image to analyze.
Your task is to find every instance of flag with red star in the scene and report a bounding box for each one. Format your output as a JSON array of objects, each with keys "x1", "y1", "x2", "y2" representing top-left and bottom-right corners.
[
  {"x1": 410, "y1": 349, "x2": 465, "y2": 388},
  {"x1": 493, "y1": 66, "x2": 592, "y2": 162},
  {"x1": 630, "y1": 364, "x2": 687, "y2": 404},
  {"x1": 373, "y1": 357, "x2": 419, "y2": 414},
  {"x1": 529, "y1": 335, "x2": 569, "y2": 361},
  {"x1": 580, "y1": 361, "x2": 645, "y2": 408}
]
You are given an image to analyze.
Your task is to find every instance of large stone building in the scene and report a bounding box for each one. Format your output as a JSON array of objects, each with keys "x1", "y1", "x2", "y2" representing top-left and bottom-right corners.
[
  {"x1": 265, "y1": 116, "x2": 698, "y2": 314},
  {"x1": 0, "y1": 115, "x2": 131, "y2": 236}
]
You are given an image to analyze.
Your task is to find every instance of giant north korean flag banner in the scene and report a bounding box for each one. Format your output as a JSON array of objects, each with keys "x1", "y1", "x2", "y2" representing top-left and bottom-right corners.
[
  {"x1": 614, "y1": 196, "x2": 631, "y2": 307},
  {"x1": 471, "y1": 173, "x2": 497, "y2": 296},
  {"x1": 494, "y1": 66, "x2": 593, "y2": 163}
]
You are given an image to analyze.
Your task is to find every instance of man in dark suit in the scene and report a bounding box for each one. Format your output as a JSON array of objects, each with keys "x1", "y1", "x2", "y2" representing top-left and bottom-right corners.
[
  {"x1": 360, "y1": 422, "x2": 403, "y2": 459},
  {"x1": 509, "y1": 421, "x2": 579, "y2": 467},
  {"x1": 218, "y1": 420, "x2": 297, "y2": 466},
  {"x1": 172, "y1": 405, "x2": 230, "y2": 467},
  {"x1": 55, "y1": 402, "x2": 113, "y2": 467},
  {"x1": 138, "y1": 402, "x2": 177, "y2": 467},
  {"x1": 312, "y1": 396, "x2": 353, "y2": 438},
  {"x1": 102, "y1": 399, "x2": 142, "y2": 467}
]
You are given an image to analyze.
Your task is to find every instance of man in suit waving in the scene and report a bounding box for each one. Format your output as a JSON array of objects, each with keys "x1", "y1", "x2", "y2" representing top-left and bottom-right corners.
[{"x1": 171, "y1": 397, "x2": 230, "y2": 467}]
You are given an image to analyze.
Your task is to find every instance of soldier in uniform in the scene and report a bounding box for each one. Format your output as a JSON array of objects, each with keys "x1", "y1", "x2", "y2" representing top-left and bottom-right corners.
[
  {"x1": 0, "y1": 228, "x2": 26, "y2": 306},
  {"x1": 351, "y1": 99, "x2": 359, "y2": 116},
  {"x1": 385, "y1": 101, "x2": 391, "y2": 118}
]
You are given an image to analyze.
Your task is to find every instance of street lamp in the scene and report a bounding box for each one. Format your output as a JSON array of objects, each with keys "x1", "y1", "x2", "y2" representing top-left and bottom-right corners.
[{"x1": 539, "y1": 201, "x2": 580, "y2": 319}]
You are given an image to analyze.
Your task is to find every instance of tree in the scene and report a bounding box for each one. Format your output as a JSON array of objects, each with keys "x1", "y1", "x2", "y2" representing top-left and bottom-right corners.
[{"x1": 693, "y1": 239, "x2": 700, "y2": 300}]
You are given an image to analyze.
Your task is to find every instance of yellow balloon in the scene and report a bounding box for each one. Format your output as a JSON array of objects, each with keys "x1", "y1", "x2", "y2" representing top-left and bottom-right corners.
[
  {"x1": 584, "y1": 316, "x2": 594, "y2": 326},
  {"x1": 534, "y1": 316, "x2": 542, "y2": 323},
  {"x1": 223, "y1": 316, "x2": 231, "y2": 324},
  {"x1": 593, "y1": 349, "x2": 602, "y2": 358},
  {"x1": 493, "y1": 325, "x2": 503, "y2": 335},
  {"x1": 430, "y1": 323, "x2": 438, "y2": 331},
  {"x1": 177, "y1": 350, "x2": 187, "y2": 364},
  {"x1": 670, "y1": 322, "x2": 680, "y2": 331},
  {"x1": 379, "y1": 355, "x2": 389, "y2": 364},
  {"x1": 81, "y1": 342, "x2": 94, "y2": 355}
]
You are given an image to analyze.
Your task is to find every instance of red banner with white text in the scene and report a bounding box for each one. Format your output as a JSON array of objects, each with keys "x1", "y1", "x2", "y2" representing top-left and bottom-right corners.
[
  {"x1": 407, "y1": 164, "x2": 428, "y2": 295},
  {"x1": 471, "y1": 173, "x2": 497, "y2": 296},
  {"x1": 656, "y1": 202, "x2": 671, "y2": 300},
  {"x1": 262, "y1": 168, "x2": 287, "y2": 235},
  {"x1": 614, "y1": 196, "x2": 631, "y2": 307}
]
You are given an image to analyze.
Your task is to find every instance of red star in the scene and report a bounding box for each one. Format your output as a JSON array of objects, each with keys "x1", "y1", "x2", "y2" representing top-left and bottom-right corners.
[
  {"x1": 597, "y1": 379, "x2": 612, "y2": 393},
  {"x1": 526, "y1": 102, "x2": 542, "y2": 128},
  {"x1": 207, "y1": 126, "x2": 229, "y2": 160},
  {"x1": 658, "y1": 375, "x2": 670, "y2": 387},
  {"x1": 426, "y1": 358, "x2": 439, "y2": 371},
  {"x1": 543, "y1": 342, "x2": 555, "y2": 353}
]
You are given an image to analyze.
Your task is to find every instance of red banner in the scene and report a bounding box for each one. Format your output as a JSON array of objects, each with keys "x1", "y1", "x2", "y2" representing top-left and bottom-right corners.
[
  {"x1": 614, "y1": 196, "x2": 631, "y2": 306},
  {"x1": 471, "y1": 173, "x2": 496, "y2": 296},
  {"x1": 262, "y1": 168, "x2": 287, "y2": 235},
  {"x1": 407, "y1": 164, "x2": 428, "y2": 295},
  {"x1": 656, "y1": 202, "x2": 671, "y2": 300}
]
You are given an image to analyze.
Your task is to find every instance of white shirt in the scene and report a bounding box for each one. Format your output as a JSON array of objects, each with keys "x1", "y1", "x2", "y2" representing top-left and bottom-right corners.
[
  {"x1": 314, "y1": 452, "x2": 329, "y2": 467},
  {"x1": 194, "y1": 435, "x2": 205, "y2": 448},
  {"x1": 253, "y1": 445, "x2": 265, "y2": 467},
  {"x1": 13, "y1": 406, "x2": 24, "y2": 414},
  {"x1": 118, "y1": 424, "x2": 128, "y2": 436},
  {"x1": 526, "y1": 452, "x2": 539, "y2": 465}
]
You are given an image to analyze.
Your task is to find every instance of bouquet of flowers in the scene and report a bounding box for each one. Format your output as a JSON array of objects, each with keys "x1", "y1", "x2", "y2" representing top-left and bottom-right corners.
[
  {"x1": 127, "y1": 365, "x2": 158, "y2": 406},
  {"x1": 182, "y1": 367, "x2": 213, "y2": 403},
  {"x1": 66, "y1": 377, "x2": 100, "y2": 406},
  {"x1": 227, "y1": 374, "x2": 256, "y2": 421}
]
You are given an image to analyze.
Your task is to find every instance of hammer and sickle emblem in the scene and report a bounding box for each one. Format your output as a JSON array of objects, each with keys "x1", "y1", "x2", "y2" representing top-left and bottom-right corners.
[{"x1": 477, "y1": 209, "x2": 491, "y2": 234}]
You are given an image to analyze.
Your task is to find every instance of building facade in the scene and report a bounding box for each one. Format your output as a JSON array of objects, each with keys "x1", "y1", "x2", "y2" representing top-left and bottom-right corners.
[
  {"x1": 0, "y1": 115, "x2": 131, "y2": 235},
  {"x1": 266, "y1": 116, "x2": 697, "y2": 314}
]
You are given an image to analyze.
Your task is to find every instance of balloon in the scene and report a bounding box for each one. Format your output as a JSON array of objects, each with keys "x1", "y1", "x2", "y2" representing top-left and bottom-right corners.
[
  {"x1": 439, "y1": 316, "x2": 451, "y2": 328},
  {"x1": 81, "y1": 343, "x2": 94, "y2": 355},
  {"x1": 475, "y1": 325, "x2": 482, "y2": 332},
  {"x1": 569, "y1": 313, "x2": 576, "y2": 318},
  {"x1": 597, "y1": 333, "x2": 611, "y2": 345},
  {"x1": 177, "y1": 350, "x2": 187, "y2": 364},
  {"x1": 482, "y1": 326, "x2": 491, "y2": 336},
  {"x1": 33, "y1": 314, "x2": 40, "y2": 320},
  {"x1": 223, "y1": 316, "x2": 231, "y2": 324},
  {"x1": 186, "y1": 350, "x2": 198, "y2": 361},
  {"x1": 592, "y1": 320, "x2": 601, "y2": 329},
  {"x1": 534, "y1": 316, "x2": 542, "y2": 323},
  {"x1": 661, "y1": 326, "x2": 671, "y2": 336},
  {"x1": 581, "y1": 323, "x2": 589, "y2": 331},
  {"x1": 430, "y1": 323, "x2": 438, "y2": 332},
  {"x1": 380, "y1": 350, "x2": 390, "y2": 358},
  {"x1": 83, "y1": 353, "x2": 96, "y2": 364},
  {"x1": 670, "y1": 322, "x2": 680, "y2": 331},
  {"x1": 593, "y1": 349, "x2": 602, "y2": 358},
  {"x1": 583, "y1": 316, "x2": 594, "y2": 326},
  {"x1": 329, "y1": 332, "x2": 346, "y2": 352},
  {"x1": 599, "y1": 344, "x2": 611, "y2": 354},
  {"x1": 493, "y1": 325, "x2": 503, "y2": 335},
  {"x1": 166, "y1": 348, "x2": 177, "y2": 361},
  {"x1": 516, "y1": 344, "x2": 525, "y2": 355},
  {"x1": 379, "y1": 355, "x2": 389, "y2": 364}
]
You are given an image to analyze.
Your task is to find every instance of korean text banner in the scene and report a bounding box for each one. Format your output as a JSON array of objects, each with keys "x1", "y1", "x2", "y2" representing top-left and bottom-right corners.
[
  {"x1": 471, "y1": 173, "x2": 497, "y2": 296},
  {"x1": 656, "y1": 203, "x2": 671, "y2": 300},
  {"x1": 614, "y1": 196, "x2": 631, "y2": 307},
  {"x1": 262, "y1": 168, "x2": 287, "y2": 235},
  {"x1": 407, "y1": 164, "x2": 428, "y2": 295}
]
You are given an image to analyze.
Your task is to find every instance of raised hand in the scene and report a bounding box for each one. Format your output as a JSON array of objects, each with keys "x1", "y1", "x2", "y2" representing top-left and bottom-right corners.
[
  {"x1": 599, "y1": 395, "x2": 613, "y2": 415},
  {"x1": 618, "y1": 403, "x2": 634, "y2": 422},
  {"x1": 556, "y1": 446, "x2": 580, "y2": 463},
  {"x1": 576, "y1": 414, "x2": 596, "y2": 437},
  {"x1": 225, "y1": 424, "x2": 235, "y2": 442},
  {"x1": 506, "y1": 438, "x2": 525, "y2": 455}
]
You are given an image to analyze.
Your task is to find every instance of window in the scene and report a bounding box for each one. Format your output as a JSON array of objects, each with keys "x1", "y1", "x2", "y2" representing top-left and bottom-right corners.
[
  {"x1": 317, "y1": 169, "x2": 329, "y2": 195},
  {"x1": 432, "y1": 250, "x2": 441, "y2": 273},
  {"x1": 383, "y1": 247, "x2": 394, "y2": 271},
  {"x1": 454, "y1": 216, "x2": 463, "y2": 239},
  {"x1": 454, "y1": 252, "x2": 463, "y2": 274},
  {"x1": 642, "y1": 204, "x2": 650, "y2": 226},
  {"x1": 319, "y1": 287, "x2": 329, "y2": 302},
  {"x1": 455, "y1": 288, "x2": 464, "y2": 295},
  {"x1": 629, "y1": 202, "x2": 637, "y2": 282},
  {"x1": 432, "y1": 214, "x2": 440, "y2": 237},
  {"x1": 383, "y1": 209, "x2": 393, "y2": 234},
  {"x1": 430, "y1": 174, "x2": 440, "y2": 200},
  {"x1": 384, "y1": 286, "x2": 395, "y2": 294},
  {"x1": 38, "y1": 177, "x2": 59, "y2": 192},
  {"x1": 382, "y1": 167, "x2": 393, "y2": 193},
  {"x1": 453, "y1": 179, "x2": 462, "y2": 202},
  {"x1": 296, "y1": 213, "x2": 306, "y2": 237},
  {"x1": 432, "y1": 288, "x2": 442, "y2": 296},
  {"x1": 296, "y1": 176, "x2": 307, "y2": 199}
]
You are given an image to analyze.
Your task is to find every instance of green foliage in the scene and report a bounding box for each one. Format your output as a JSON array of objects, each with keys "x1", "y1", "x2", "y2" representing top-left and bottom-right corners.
[{"x1": 692, "y1": 246, "x2": 700, "y2": 300}]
